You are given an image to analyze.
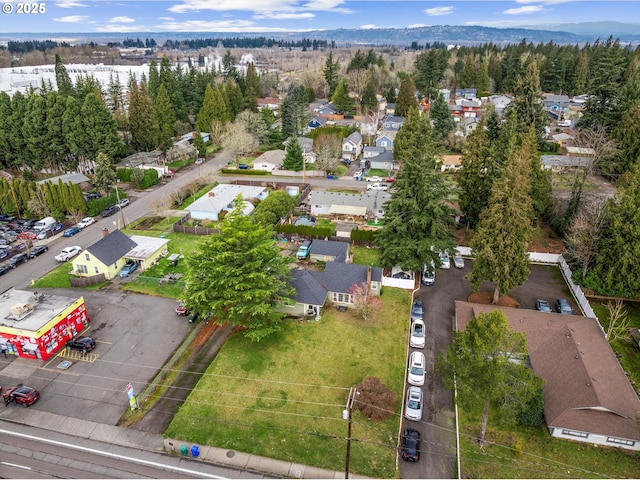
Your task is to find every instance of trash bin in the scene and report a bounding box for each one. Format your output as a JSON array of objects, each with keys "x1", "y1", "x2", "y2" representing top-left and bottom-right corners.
[
  {"x1": 191, "y1": 445, "x2": 200, "y2": 458},
  {"x1": 171, "y1": 259, "x2": 178, "y2": 268},
  {"x1": 180, "y1": 444, "x2": 188, "y2": 456}
]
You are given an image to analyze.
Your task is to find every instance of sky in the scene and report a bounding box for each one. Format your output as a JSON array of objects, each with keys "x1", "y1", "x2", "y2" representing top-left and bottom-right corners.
[{"x1": 1, "y1": 0, "x2": 639, "y2": 34}]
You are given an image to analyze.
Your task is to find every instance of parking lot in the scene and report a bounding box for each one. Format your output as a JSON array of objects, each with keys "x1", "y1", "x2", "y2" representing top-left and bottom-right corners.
[
  {"x1": 0, "y1": 289, "x2": 189, "y2": 426},
  {"x1": 400, "y1": 260, "x2": 580, "y2": 479}
]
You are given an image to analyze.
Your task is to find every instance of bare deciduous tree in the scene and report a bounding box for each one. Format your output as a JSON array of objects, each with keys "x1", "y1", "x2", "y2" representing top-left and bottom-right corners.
[
  {"x1": 605, "y1": 299, "x2": 631, "y2": 343},
  {"x1": 209, "y1": 119, "x2": 228, "y2": 146},
  {"x1": 166, "y1": 143, "x2": 197, "y2": 163},
  {"x1": 349, "y1": 282, "x2": 383, "y2": 321},
  {"x1": 223, "y1": 125, "x2": 258, "y2": 166},
  {"x1": 313, "y1": 133, "x2": 342, "y2": 175},
  {"x1": 565, "y1": 197, "x2": 607, "y2": 276},
  {"x1": 151, "y1": 197, "x2": 169, "y2": 217},
  {"x1": 572, "y1": 125, "x2": 619, "y2": 174},
  {"x1": 346, "y1": 68, "x2": 370, "y2": 114},
  {"x1": 27, "y1": 188, "x2": 50, "y2": 218}
]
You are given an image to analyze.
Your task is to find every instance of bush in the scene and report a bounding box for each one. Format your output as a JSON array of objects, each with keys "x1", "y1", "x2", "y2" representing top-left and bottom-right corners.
[
  {"x1": 354, "y1": 377, "x2": 396, "y2": 421},
  {"x1": 219, "y1": 168, "x2": 269, "y2": 175},
  {"x1": 117, "y1": 168, "x2": 132, "y2": 182},
  {"x1": 351, "y1": 228, "x2": 378, "y2": 241},
  {"x1": 139, "y1": 169, "x2": 159, "y2": 189},
  {"x1": 274, "y1": 224, "x2": 332, "y2": 238}
]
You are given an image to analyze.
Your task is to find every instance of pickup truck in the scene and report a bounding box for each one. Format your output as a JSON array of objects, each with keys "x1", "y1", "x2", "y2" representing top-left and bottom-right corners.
[
  {"x1": 366, "y1": 182, "x2": 389, "y2": 191},
  {"x1": 296, "y1": 240, "x2": 312, "y2": 260},
  {"x1": 55, "y1": 246, "x2": 82, "y2": 262}
]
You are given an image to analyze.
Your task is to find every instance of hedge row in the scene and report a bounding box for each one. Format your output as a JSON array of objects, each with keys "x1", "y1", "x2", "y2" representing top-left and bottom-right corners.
[
  {"x1": 275, "y1": 224, "x2": 333, "y2": 238},
  {"x1": 220, "y1": 168, "x2": 270, "y2": 175},
  {"x1": 116, "y1": 168, "x2": 159, "y2": 189},
  {"x1": 351, "y1": 228, "x2": 378, "y2": 241}
]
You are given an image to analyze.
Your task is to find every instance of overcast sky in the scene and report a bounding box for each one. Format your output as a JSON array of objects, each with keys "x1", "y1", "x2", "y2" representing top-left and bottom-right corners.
[{"x1": 2, "y1": 0, "x2": 639, "y2": 34}]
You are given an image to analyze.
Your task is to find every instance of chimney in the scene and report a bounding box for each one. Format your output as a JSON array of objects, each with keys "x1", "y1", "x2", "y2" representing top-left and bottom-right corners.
[{"x1": 102, "y1": 228, "x2": 109, "y2": 237}]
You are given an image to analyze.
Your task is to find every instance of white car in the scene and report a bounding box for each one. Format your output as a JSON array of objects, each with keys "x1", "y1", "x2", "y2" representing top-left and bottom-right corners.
[
  {"x1": 439, "y1": 252, "x2": 450, "y2": 269},
  {"x1": 408, "y1": 351, "x2": 425, "y2": 386},
  {"x1": 410, "y1": 319, "x2": 426, "y2": 349},
  {"x1": 366, "y1": 183, "x2": 389, "y2": 191},
  {"x1": 453, "y1": 254, "x2": 464, "y2": 269},
  {"x1": 366, "y1": 176, "x2": 382, "y2": 182},
  {"x1": 55, "y1": 246, "x2": 82, "y2": 262},
  {"x1": 77, "y1": 217, "x2": 95, "y2": 229},
  {"x1": 405, "y1": 386, "x2": 423, "y2": 421},
  {"x1": 118, "y1": 198, "x2": 130, "y2": 208},
  {"x1": 422, "y1": 262, "x2": 435, "y2": 286}
]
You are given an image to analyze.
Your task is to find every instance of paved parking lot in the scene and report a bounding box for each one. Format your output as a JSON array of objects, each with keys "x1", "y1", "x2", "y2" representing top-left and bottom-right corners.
[
  {"x1": 400, "y1": 261, "x2": 580, "y2": 479},
  {"x1": 0, "y1": 289, "x2": 190, "y2": 425}
]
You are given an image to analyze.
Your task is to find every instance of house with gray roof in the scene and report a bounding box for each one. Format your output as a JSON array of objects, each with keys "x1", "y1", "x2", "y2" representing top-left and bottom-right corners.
[
  {"x1": 186, "y1": 184, "x2": 268, "y2": 221},
  {"x1": 36, "y1": 172, "x2": 91, "y2": 187},
  {"x1": 309, "y1": 240, "x2": 349, "y2": 263},
  {"x1": 369, "y1": 150, "x2": 398, "y2": 171},
  {"x1": 375, "y1": 131, "x2": 397, "y2": 150},
  {"x1": 308, "y1": 191, "x2": 390, "y2": 219},
  {"x1": 342, "y1": 131, "x2": 363, "y2": 162},
  {"x1": 280, "y1": 269, "x2": 327, "y2": 317},
  {"x1": 541, "y1": 155, "x2": 593, "y2": 172},
  {"x1": 363, "y1": 146, "x2": 385, "y2": 159},
  {"x1": 71, "y1": 229, "x2": 138, "y2": 280},
  {"x1": 382, "y1": 115, "x2": 405, "y2": 131}
]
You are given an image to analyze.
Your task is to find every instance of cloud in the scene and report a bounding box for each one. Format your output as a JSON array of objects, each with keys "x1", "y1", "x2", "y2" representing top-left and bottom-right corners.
[
  {"x1": 55, "y1": 0, "x2": 86, "y2": 8},
  {"x1": 503, "y1": 5, "x2": 545, "y2": 15},
  {"x1": 359, "y1": 24, "x2": 381, "y2": 29},
  {"x1": 424, "y1": 6, "x2": 453, "y2": 16},
  {"x1": 108, "y1": 16, "x2": 135, "y2": 23},
  {"x1": 168, "y1": 0, "x2": 298, "y2": 14},
  {"x1": 255, "y1": 12, "x2": 315, "y2": 19},
  {"x1": 96, "y1": 24, "x2": 149, "y2": 32},
  {"x1": 407, "y1": 23, "x2": 428, "y2": 28},
  {"x1": 53, "y1": 15, "x2": 91, "y2": 22},
  {"x1": 155, "y1": 18, "x2": 314, "y2": 32},
  {"x1": 516, "y1": 0, "x2": 572, "y2": 3}
]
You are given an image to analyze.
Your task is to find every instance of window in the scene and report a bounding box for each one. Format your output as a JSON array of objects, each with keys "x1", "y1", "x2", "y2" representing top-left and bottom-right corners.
[
  {"x1": 561, "y1": 429, "x2": 588, "y2": 439},
  {"x1": 84, "y1": 253, "x2": 90, "y2": 261},
  {"x1": 77, "y1": 264, "x2": 88, "y2": 274},
  {"x1": 607, "y1": 437, "x2": 635, "y2": 447},
  {"x1": 94, "y1": 266, "x2": 99, "y2": 274}
]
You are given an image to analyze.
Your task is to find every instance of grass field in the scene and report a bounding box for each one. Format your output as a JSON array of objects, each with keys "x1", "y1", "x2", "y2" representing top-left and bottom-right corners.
[{"x1": 165, "y1": 287, "x2": 411, "y2": 478}]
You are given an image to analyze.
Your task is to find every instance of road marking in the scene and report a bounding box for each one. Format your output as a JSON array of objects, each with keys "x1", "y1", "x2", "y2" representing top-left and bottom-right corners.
[
  {"x1": 1, "y1": 461, "x2": 32, "y2": 470},
  {"x1": 0, "y1": 429, "x2": 227, "y2": 479}
]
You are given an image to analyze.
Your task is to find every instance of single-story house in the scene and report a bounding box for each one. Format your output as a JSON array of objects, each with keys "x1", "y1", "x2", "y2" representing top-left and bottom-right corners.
[
  {"x1": 385, "y1": 103, "x2": 396, "y2": 115},
  {"x1": 342, "y1": 131, "x2": 363, "y2": 162},
  {"x1": 382, "y1": 115, "x2": 405, "y2": 131},
  {"x1": 541, "y1": 155, "x2": 593, "y2": 172},
  {"x1": 281, "y1": 269, "x2": 327, "y2": 317},
  {"x1": 186, "y1": 184, "x2": 268, "y2": 221},
  {"x1": 484, "y1": 94, "x2": 513, "y2": 116},
  {"x1": 317, "y1": 103, "x2": 339, "y2": 116},
  {"x1": 455, "y1": 88, "x2": 477, "y2": 100},
  {"x1": 36, "y1": 172, "x2": 91, "y2": 187},
  {"x1": 308, "y1": 190, "x2": 390, "y2": 220},
  {"x1": 440, "y1": 155, "x2": 462, "y2": 172},
  {"x1": 363, "y1": 146, "x2": 385, "y2": 159},
  {"x1": 552, "y1": 133, "x2": 574, "y2": 146},
  {"x1": 369, "y1": 150, "x2": 398, "y2": 171},
  {"x1": 253, "y1": 150, "x2": 285, "y2": 172},
  {"x1": 71, "y1": 229, "x2": 138, "y2": 280},
  {"x1": 307, "y1": 116, "x2": 327, "y2": 130},
  {"x1": 283, "y1": 137, "x2": 314, "y2": 154},
  {"x1": 309, "y1": 239, "x2": 349, "y2": 263},
  {"x1": 566, "y1": 146, "x2": 596, "y2": 157},
  {"x1": 126, "y1": 235, "x2": 170, "y2": 272},
  {"x1": 375, "y1": 131, "x2": 397, "y2": 150},
  {"x1": 455, "y1": 301, "x2": 640, "y2": 451}
]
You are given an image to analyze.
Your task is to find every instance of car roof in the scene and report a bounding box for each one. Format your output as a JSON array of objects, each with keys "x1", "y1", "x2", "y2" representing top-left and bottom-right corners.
[{"x1": 410, "y1": 351, "x2": 425, "y2": 363}]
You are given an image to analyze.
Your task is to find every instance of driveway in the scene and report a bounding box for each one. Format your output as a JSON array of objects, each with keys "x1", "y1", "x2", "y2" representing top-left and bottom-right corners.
[{"x1": 400, "y1": 261, "x2": 580, "y2": 479}]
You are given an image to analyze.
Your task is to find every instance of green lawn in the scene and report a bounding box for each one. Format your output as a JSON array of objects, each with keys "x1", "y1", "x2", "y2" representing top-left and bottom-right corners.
[
  {"x1": 458, "y1": 409, "x2": 640, "y2": 478},
  {"x1": 351, "y1": 245, "x2": 382, "y2": 267},
  {"x1": 165, "y1": 287, "x2": 411, "y2": 478}
]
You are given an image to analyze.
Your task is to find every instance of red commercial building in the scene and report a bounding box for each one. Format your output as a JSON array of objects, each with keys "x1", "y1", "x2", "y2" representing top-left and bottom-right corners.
[{"x1": 0, "y1": 288, "x2": 88, "y2": 361}]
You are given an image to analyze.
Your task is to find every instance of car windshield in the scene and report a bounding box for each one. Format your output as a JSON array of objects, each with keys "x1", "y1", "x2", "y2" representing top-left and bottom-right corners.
[
  {"x1": 413, "y1": 324, "x2": 424, "y2": 336},
  {"x1": 408, "y1": 398, "x2": 421, "y2": 409},
  {"x1": 412, "y1": 305, "x2": 423, "y2": 314},
  {"x1": 410, "y1": 365, "x2": 424, "y2": 375}
]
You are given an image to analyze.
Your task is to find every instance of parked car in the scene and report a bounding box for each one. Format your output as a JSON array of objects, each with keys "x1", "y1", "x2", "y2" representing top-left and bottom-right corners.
[
  {"x1": 556, "y1": 298, "x2": 573, "y2": 315},
  {"x1": 27, "y1": 245, "x2": 48, "y2": 258},
  {"x1": 340, "y1": 158, "x2": 352, "y2": 166},
  {"x1": 36, "y1": 222, "x2": 62, "y2": 240},
  {"x1": 237, "y1": 163, "x2": 251, "y2": 170},
  {"x1": 385, "y1": 177, "x2": 396, "y2": 183},
  {"x1": 391, "y1": 270, "x2": 411, "y2": 279},
  {"x1": 536, "y1": 299, "x2": 552, "y2": 313},
  {"x1": 401, "y1": 428, "x2": 421, "y2": 462},
  {"x1": 195, "y1": 157, "x2": 205, "y2": 165},
  {"x1": 6, "y1": 253, "x2": 29, "y2": 269},
  {"x1": 421, "y1": 262, "x2": 435, "y2": 286},
  {"x1": 3, "y1": 385, "x2": 40, "y2": 407},
  {"x1": 176, "y1": 303, "x2": 188, "y2": 316},
  {"x1": 453, "y1": 254, "x2": 465, "y2": 269},
  {"x1": 101, "y1": 205, "x2": 120, "y2": 217},
  {"x1": 55, "y1": 246, "x2": 81, "y2": 262},
  {"x1": 118, "y1": 259, "x2": 138, "y2": 277},
  {"x1": 404, "y1": 386, "x2": 423, "y2": 421},
  {"x1": 296, "y1": 240, "x2": 312, "y2": 260},
  {"x1": 439, "y1": 252, "x2": 451, "y2": 269},
  {"x1": 408, "y1": 351, "x2": 426, "y2": 386},
  {"x1": 0, "y1": 264, "x2": 10, "y2": 276},
  {"x1": 354, "y1": 169, "x2": 363, "y2": 178},
  {"x1": 117, "y1": 198, "x2": 130, "y2": 208},
  {"x1": 18, "y1": 230, "x2": 38, "y2": 240},
  {"x1": 63, "y1": 226, "x2": 82, "y2": 237},
  {"x1": 366, "y1": 182, "x2": 388, "y2": 191},
  {"x1": 410, "y1": 319, "x2": 426, "y2": 349},
  {"x1": 411, "y1": 301, "x2": 424, "y2": 322},
  {"x1": 366, "y1": 175, "x2": 382, "y2": 182},
  {"x1": 77, "y1": 217, "x2": 95, "y2": 229},
  {"x1": 66, "y1": 337, "x2": 96, "y2": 353}
]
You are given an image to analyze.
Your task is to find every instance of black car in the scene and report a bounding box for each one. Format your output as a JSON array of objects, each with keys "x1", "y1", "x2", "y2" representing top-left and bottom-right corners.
[
  {"x1": 6, "y1": 253, "x2": 29, "y2": 269},
  {"x1": 401, "y1": 428, "x2": 420, "y2": 462},
  {"x1": 0, "y1": 264, "x2": 10, "y2": 276},
  {"x1": 411, "y1": 301, "x2": 424, "y2": 321},
  {"x1": 27, "y1": 245, "x2": 48, "y2": 258},
  {"x1": 555, "y1": 298, "x2": 573, "y2": 315},
  {"x1": 66, "y1": 337, "x2": 96, "y2": 353},
  {"x1": 101, "y1": 205, "x2": 120, "y2": 217}
]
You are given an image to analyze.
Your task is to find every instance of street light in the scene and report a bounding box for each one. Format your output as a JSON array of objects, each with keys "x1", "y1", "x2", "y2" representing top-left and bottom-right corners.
[{"x1": 343, "y1": 386, "x2": 358, "y2": 479}]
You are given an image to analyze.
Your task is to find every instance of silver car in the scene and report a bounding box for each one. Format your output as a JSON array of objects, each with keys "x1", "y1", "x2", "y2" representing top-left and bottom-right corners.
[
  {"x1": 408, "y1": 351, "x2": 425, "y2": 386},
  {"x1": 405, "y1": 386, "x2": 423, "y2": 421},
  {"x1": 410, "y1": 319, "x2": 425, "y2": 349}
]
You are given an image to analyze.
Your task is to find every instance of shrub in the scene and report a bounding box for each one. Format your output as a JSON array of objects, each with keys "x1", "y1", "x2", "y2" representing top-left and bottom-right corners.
[
  {"x1": 354, "y1": 377, "x2": 396, "y2": 421},
  {"x1": 351, "y1": 228, "x2": 378, "y2": 241},
  {"x1": 219, "y1": 168, "x2": 269, "y2": 175},
  {"x1": 117, "y1": 168, "x2": 132, "y2": 182},
  {"x1": 274, "y1": 224, "x2": 332, "y2": 238},
  {"x1": 139, "y1": 169, "x2": 159, "y2": 189}
]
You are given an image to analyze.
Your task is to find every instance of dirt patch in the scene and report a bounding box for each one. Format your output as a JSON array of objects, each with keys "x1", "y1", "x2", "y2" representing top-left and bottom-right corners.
[
  {"x1": 468, "y1": 291, "x2": 520, "y2": 308},
  {"x1": 133, "y1": 216, "x2": 165, "y2": 230}
]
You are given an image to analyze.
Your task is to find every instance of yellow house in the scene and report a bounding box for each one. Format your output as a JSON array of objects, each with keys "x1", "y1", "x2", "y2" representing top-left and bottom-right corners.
[{"x1": 71, "y1": 230, "x2": 170, "y2": 280}]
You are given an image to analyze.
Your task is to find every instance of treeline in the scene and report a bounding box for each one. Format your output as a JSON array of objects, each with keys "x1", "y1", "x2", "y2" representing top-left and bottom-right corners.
[
  {"x1": 162, "y1": 37, "x2": 330, "y2": 50},
  {"x1": 6, "y1": 40, "x2": 70, "y2": 54}
]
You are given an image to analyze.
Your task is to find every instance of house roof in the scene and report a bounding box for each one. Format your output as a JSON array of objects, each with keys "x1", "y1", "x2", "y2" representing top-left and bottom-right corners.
[
  {"x1": 310, "y1": 240, "x2": 349, "y2": 263},
  {"x1": 126, "y1": 235, "x2": 169, "y2": 260},
  {"x1": 566, "y1": 146, "x2": 596, "y2": 156},
  {"x1": 186, "y1": 184, "x2": 267, "y2": 215},
  {"x1": 36, "y1": 172, "x2": 90, "y2": 186},
  {"x1": 455, "y1": 301, "x2": 640, "y2": 442},
  {"x1": 376, "y1": 131, "x2": 397, "y2": 141},
  {"x1": 329, "y1": 205, "x2": 368, "y2": 216},
  {"x1": 87, "y1": 229, "x2": 138, "y2": 266},
  {"x1": 344, "y1": 131, "x2": 362, "y2": 144},
  {"x1": 308, "y1": 116, "x2": 327, "y2": 127},
  {"x1": 283, "y1": 137, "x2": 313, "y2": 153},
  {"x1": 370, "y1": 151, "x2": 396, "y2": 164},
  {"x1": 308, "y1": 191, "x2": 391, "y2": 212},
  {"x1": 441, "y1": 155, "x2": 462, "y2": 166},
  {"x1": 364, "y1": 146, "x2": 385, "y2": 154},
  {"x1": 255, "y1": 150, "x2": 286, "y2": 164},
  {"x1": 552, "y1": 133, "x2": 573, "y2": 142},
  {"x1": 318, "y1": 262, "x2": 383, "y2": 294},
  {"x1": 318, "y1": 103, "x2": 338, "y2": 113},
  {"x1": 541, "y1": 155, "x2": 592, "y2": 169},
  {"x1": 290, "y1": 268, "x2": 327, "y2": 307}
]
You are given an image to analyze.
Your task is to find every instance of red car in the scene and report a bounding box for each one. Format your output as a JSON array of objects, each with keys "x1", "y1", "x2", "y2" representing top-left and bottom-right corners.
[
  {"x1": 176, "y1": 303, "x2": 188, "y2": 316},
  {"x1": 18, "y1": 230, "x2": 38, "y2": 240},
  {"x1": 385, "y1": 177, "x2": 396, "y2": 183},
  {"x1": 3, "y1": 385, "x2": 40, "y2": 407}
]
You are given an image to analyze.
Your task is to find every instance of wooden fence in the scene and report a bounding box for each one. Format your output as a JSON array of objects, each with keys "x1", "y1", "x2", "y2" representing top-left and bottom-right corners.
[{"x1": 70, "y1": 273, "x2": 106, "y2": 287}]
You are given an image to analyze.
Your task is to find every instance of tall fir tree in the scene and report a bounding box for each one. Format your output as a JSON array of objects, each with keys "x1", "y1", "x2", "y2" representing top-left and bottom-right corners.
[
  {"x1": 430, "y1": 92, "x2": 455, "y2": 141},
  {"x1": 394, "y1": 76, "x2": 417, "y2": 117},
  {"x1": 243, "y1": 62, "x2": 261, "y2": 112},
  {"x1": 361, "y1": 75, "x2": 378, "y2": 114},
  {"x1": 331, "y1": 78, "x2": 353, "y2": 112},
  {"x1": 22, "y1": 94, "x2": 49, "y2": 171},
  {"x1": 281, "y1": 83, "x2": 309, "y2": 140},
  {"x1": 128, "y1": 80, "x2": 159, "y2": 152},
  {"x1": 506, "y1": 60, "x2": 546, "y2": 144},
  {"x1": 147, "y1": 60, "x2": 160, "y2": 101},
  {"x1": 54, "y1": 54, "x2": 73, "y2": 98},
  {"x1": 393, "y1": 107, "x2": 434, "y2": 164},
  {"x1": 282, "y1": 137, "x2": 304, "y2": 171},
  {"x1": 155, "y1": 83, "x2": 176, "y2": 152},
  {"x1": 323, "y1": 51, "x2": 340, "y2": 97}
]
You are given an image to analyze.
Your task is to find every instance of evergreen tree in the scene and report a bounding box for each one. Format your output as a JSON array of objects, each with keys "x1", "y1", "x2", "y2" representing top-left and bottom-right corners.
[
  {"x1": 243, "y1": 62, "x2": 261, "y2": 112},
  {"x1": 93, "y1": 152, "x2": 117, "y2": 192},
  {"x1": 394, "y1": 76, "x2": 416, "y2": 117},
  {"x1": 460, "y1": 54, "x2": 476, "y2": 88},
  {"x1": 45, "y1": 92, "x2": 68, "y2": 170},
  {"x1": 323, "y1": 51, "x2": 340, "y2": 97},
  {"x1": 523, "y1": 126, "x2": 551, "y2": 218},
  {"x1": 331, "y1": 78, "x2": 353, "y2": 112},
  {"x1": 413, "y1": 48, "x2": 449, "y2": 99},
  {"x1": 22, "y1": 94, "x2": 49, "y2": 171},
  {"x1": 225, "y1": 78, "x2": 244, "y2": 121},
  {"x1": 477, "y1": 56, "x2": 490, "y2": 94},
  {"x1": 6, "y1": 92, "x2": 28, "y2": 168},
  {"x1": 0, "y1": 93, "x2": 12, "y2": 169},
  {"x1": 222, "y1": 50, "x2": 238, "y2": 81},
  {"x1": 155, "y1": 83, "x2": 176, "y2": 152},
  {"x1": 431, "y1": 92, "x2": 455, "y2": 141},
  {"x1": 393, "y1": 107, "x2": 433, "y2": 164},
  {"x1": 82, "y1": 92, "x2": 121, "y2": 161},
  {"x1": 281, "y1": 83, "x2": 308, "y2": 140},
  {"x1": 128, "y1": 80, "x2": 159, "y2": 152},
  {"x1": 147, "y1": 59, "x2": 160, "y2": 101},
  {"x1": 54, "y1": 54, "x2": 73, "y2": 97},
  {"x1": 361, "y1": 75, "x2": 378, "y2": 113},
  {"x1": 62, "y1": 95, "x2": 86, "y2": 164},
  {"x1": 468, "y1": 139, "x2": 534, "y2": 304},
  {"x1": 196, "y1": 84, "x2": 220, "y2": 133},
  {"x1": 612, "y1": 102, "x2": 640, "y2": 176},
  {"x1": 181, "y1": 197, "x2": 294, "y2": 342},
  {"x1": 282, "y1": 137, "x2": 304, "y2": 171},
  {"x1": 506, "y1": 60, "x2": 546, "y2": 144},
  {"x1": 107, "y1": 72, "x2": 125, "y2": 112}
]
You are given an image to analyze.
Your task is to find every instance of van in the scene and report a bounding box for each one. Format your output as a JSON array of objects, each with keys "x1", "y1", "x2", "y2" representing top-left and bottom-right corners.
[{"x1": 33, "y1": 216, "x2": 56, "y2": 231}]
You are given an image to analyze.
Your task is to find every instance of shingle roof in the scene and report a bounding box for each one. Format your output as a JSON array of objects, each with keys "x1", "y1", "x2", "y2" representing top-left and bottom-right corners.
[
  {"x1": 308, "y1": 191, "x2": 391, "y2": 211},
  {"x1": 87, "y1": 229, "x2": 138, "y2": 266},
  {"x1": 310, "y1": 240, "x2": 349, "y2": 263},
  {"x1": 321, "y1": 263, "x2": 383, "y2": 294},
  {"x1": 290, "y1": 269, "x2": 327, "y2": 306}
]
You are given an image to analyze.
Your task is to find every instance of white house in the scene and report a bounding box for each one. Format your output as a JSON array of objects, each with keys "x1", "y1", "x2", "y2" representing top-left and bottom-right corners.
[
  {"x1": 253, "y1": 150, "x2": 285, "y2": 172},
  {"x1": 186, "y1": 184, "x2": 268, "y2": 221},
  {"x1": 342, "y1": 131, "x2": 363, "y2": 162}
]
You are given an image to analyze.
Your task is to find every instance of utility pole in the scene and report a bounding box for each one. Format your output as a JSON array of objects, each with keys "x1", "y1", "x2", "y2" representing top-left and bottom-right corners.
[
  {"x1": 114, "y1": 182, "x2": 126, "y2": 228},
  {"x1": 343, "y1": 386, "x2": 358, "y2": 479}
]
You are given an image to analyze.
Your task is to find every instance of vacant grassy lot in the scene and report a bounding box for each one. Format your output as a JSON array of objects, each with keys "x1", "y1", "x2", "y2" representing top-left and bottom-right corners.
[
  {"x1": 165, "y1": 287, "x2": 410, "y2": 478},
  {"x1": 458, "y1": 409, "x2": 640, "y2": 478}
]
